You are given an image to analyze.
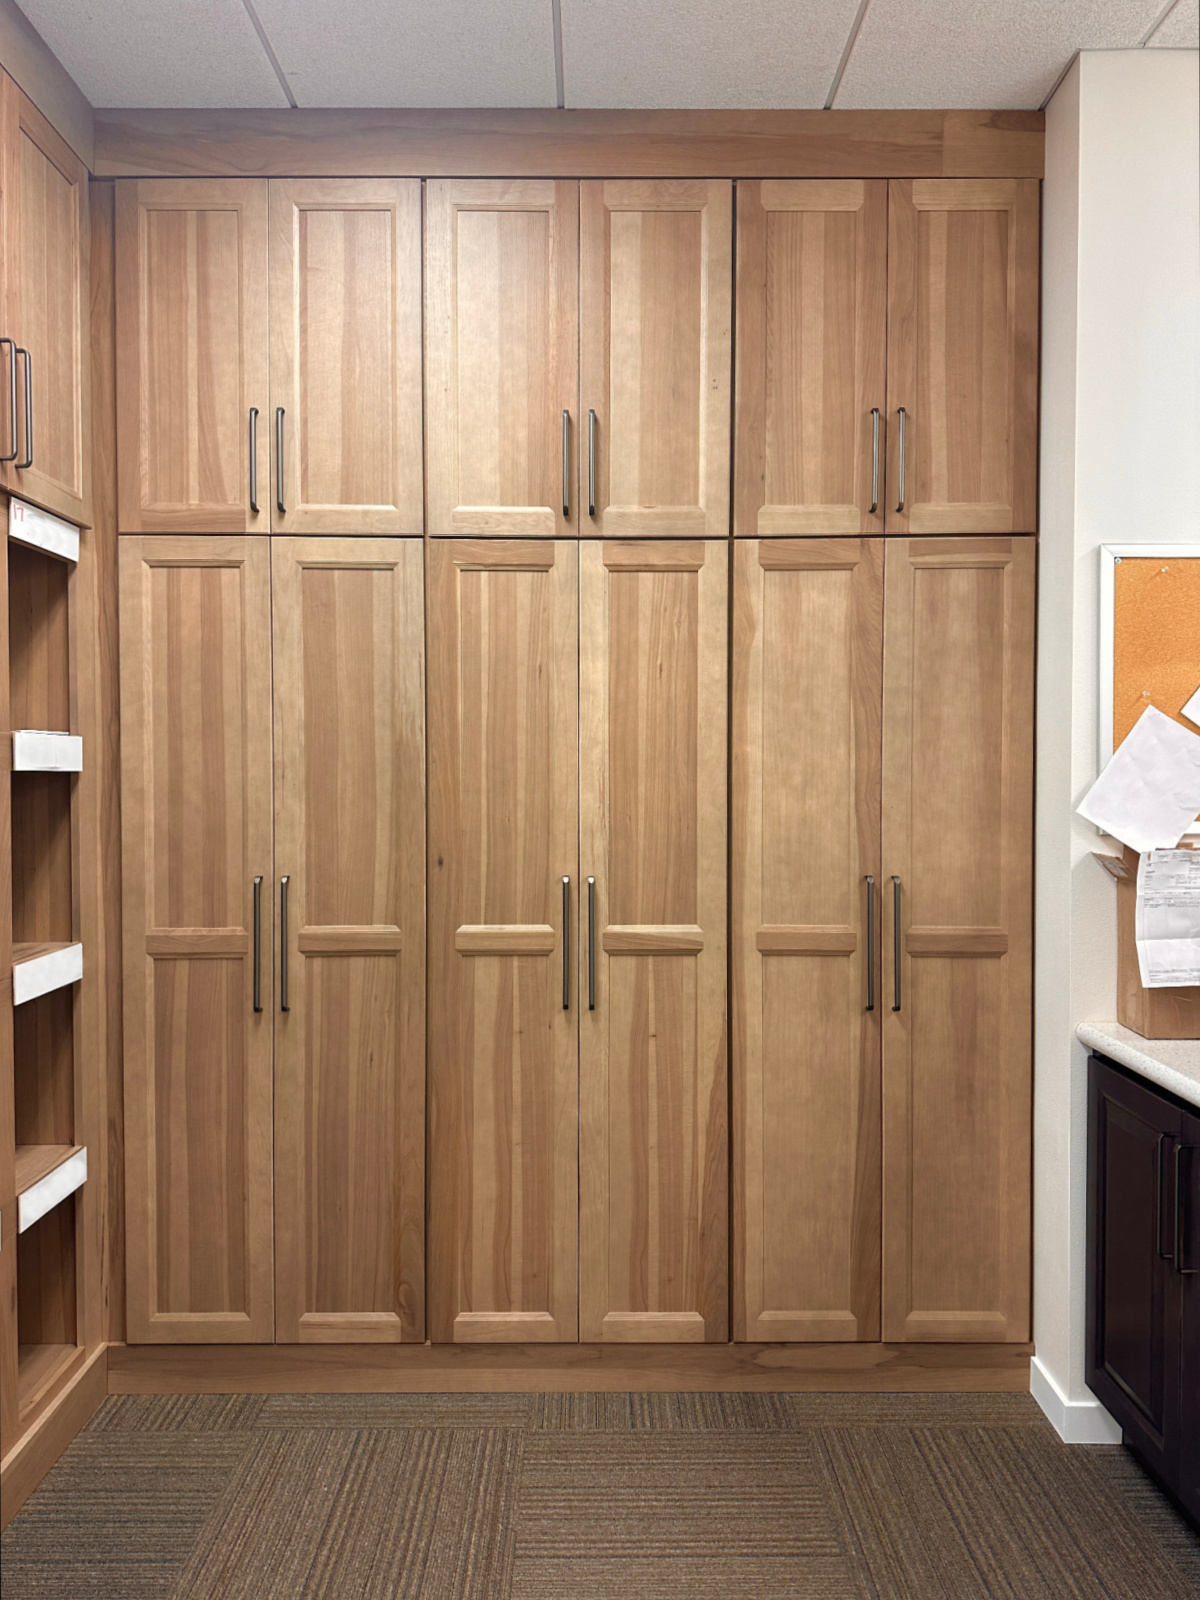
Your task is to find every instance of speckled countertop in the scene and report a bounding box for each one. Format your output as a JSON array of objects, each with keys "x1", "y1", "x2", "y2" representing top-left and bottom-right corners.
[{"x1": 1077, "y1": 1022, "x2": 1200, "y2": 1109}]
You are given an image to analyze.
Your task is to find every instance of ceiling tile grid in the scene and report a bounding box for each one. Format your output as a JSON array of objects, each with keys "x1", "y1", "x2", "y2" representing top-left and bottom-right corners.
[
  {"x1": 833, "y1": 0, "x2": 1177, "y2": 109},
  {"x1": 17, "y1": 0, "x2": 290, "y2": 107}
]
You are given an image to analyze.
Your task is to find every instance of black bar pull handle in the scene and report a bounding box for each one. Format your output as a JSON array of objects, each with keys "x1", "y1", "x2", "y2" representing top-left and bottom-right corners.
[
  {"x1": 1177, "y1": 1144, "x2": 1198, "y2": 1274},
  {"x1": 562, "y1": 877, "x2": 570, "y2": 1010},
  {"x1": 16, "y1": 346, "x2": 32, "y2": 469},
  {"x1": 280, "y1": 875, "x2": 290, "y2": 1011},
  {"x1": 275, "y1": 406, "x2": 286, "y2": 514},
  {"x1": 865, "y1": 875, "x2": 875, "y2": 1012},
  {"x1": 252, "y1": 876, "x2": 263, "y2": 1012},
  {"x1": 0, "y1": 337, "x2": 16, "y2": 462},
  {"x1": 249, "y1": 407, "x2": 259, "y2": 513},
  {"x1": 1157, "y1": 1133, "x2": 1174, "y2": 1261},
  {"x1": 891, "y1": 875, "x2": 902, "y2": 1012},
  {"x1": 588, "y1": 876, "x2": 596, "y2": 1011}
]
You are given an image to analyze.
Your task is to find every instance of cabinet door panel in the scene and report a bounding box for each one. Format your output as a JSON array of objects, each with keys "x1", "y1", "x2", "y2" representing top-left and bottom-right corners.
[
  {"x1": 426, "y1": 181, "x2": 578, "y2": 537},
  {"x1": 120, "y1": 537, "x2": 274, "y2": 1341},
  {"x1": 581, "y1": 182, "x2": 731, "y2": 538},
  {"x1": 580, "y1": 541, "x2": 727, "y2": 1341},
  {"x1": 882, "y1": 537, "x2": 1033, "y2": 1341},
  {"x1": 1179, "y1": 1107, "x2": 1200, "y2": 1523},
  {"x1": 2, "y1": 80, "x2": 89, "y2": 523},
  {"x1": 428, "y1": 540, "x2": 579, "y2": 1343},
  {"x1": 735, "y1": 182, "x2": 886, "y2": 537},
  {"x1": 733, "y1": 539, "x2": 882, "y2": 1341},
  {"x1": 115, "y1": 180, "x2": 268, "y2": 533},
  {"x1": 886, "y1": 180, "x2": 1038, "y2": 534},
  {"x1": 272, "y1": 539, "x2": 425, "y2": 1343},
  {"x1": 270, "y1": 181, "x2": 422, "y2": 533}
]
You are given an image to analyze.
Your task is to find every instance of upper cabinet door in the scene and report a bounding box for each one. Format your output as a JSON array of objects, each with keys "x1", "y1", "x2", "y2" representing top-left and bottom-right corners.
[
  {"x1": 580, "y1": 181, "x2": 731, "y2": 538},
  {"x1": 272, "y1": 539, "x2": 426, "y2": 1344},
  {"x1": 881, "y1": 537, "x2": 1035, "y2": 1343},
  {"x1": 115, "y1": 179, "x2": 268, "y2": 534},
  {"x1": 886, "y1": 180, "x2": 1038, "y2": 534},
  {"x1": 2, "y1": 78, "x2": 90, "y2": 525},
  {"x1": 735, "y1": 182, "x2": 886, "y2": 538},
  {"x1": 269, "y1": 180, "x2": 422, "y2": 534},
  {"x1": 580, "y1": 540, "x2": 728, "y2": 1342},
  {"x1": 426, "y1": 180, "x2": 578, "y2": 538}
]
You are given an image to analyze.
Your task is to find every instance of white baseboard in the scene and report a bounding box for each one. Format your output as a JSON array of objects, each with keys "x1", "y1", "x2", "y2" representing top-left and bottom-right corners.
[{"x1": 1030, "y1": 1356, "x2": 1122, "y2": 1444}]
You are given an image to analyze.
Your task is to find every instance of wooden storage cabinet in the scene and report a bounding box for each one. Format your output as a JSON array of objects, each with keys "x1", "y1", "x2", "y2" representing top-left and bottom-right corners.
[
  {"x1": 1088, "y1": 1055, "x2": 1199, "y2": 1524},
  {"x1": 0, "y1": 75, "x2": 90, "y2": 526}
]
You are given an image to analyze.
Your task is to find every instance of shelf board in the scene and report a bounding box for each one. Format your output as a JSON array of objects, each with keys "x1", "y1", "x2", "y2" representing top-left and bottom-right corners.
[
  {"x1": 12, "y1": 730, "x2": 83, "y2": 772},
  {"x1": 16, "y1": 1145, "x2": 87, "y2": 1232},
  {"x1": 17, "y1": 1344, "x2": 82, "y2": 1421},
  {"x1": 12, "y1": 941, "x2": 83, "y2": 1006},
  {"x1": 8, "y1": 497, "x2": 79, "y2": 563}
]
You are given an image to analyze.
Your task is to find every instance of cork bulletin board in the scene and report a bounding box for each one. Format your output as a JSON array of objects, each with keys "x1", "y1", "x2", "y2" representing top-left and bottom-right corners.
[{"x1": 1099, "y1": 544, "x2": 1200, "y2": 828}]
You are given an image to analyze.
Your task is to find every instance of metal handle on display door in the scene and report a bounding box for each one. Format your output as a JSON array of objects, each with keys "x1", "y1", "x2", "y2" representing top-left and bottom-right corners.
[
  {"x1": 0, "y1": 338, "x2": 16, "y2": 463},
  {"x1": 276, "y1": 407, "x2": 286, "y2": 514},
  {"x1": 895, "y1": 407, "x2": 906, "y2": 514},
  {"x1": 588, "y1": 877, "x2": 596, "y2": 1010},
  {"x1": 562, "y1": 877, "x2": 571, "y2": 1010},
  {"x1": 891, "y1": 876, "x2": 902, "y2": 1012},
  {"x1": 869, "y1": 410, "x2": 880, "y2": 515},
  {"x1": 249, "y1": 408, "x2": 259, "y2": 514},
  {"x1": 865, "y1": 875, "x2": 875, "y2": 1011},
  {"x1": 280, "y1": 875, "x2": 290, "y2": 1011},
  {"x1": 252, "y1": 876, "x2": 263, "y2": 1012},
  {"x1": 17, "y1": 347, "x2": 32, "y2": 469}
]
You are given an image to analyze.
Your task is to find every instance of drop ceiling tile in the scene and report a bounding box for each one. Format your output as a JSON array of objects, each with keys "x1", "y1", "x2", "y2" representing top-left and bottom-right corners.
[
  {"x1": 1148, "y1": 0, "x2": 1199, "y2": 47},
  {"x1": 15, "y1": 0, "x2": 289, "y2": 107},
  {"x1": 835, "y1": 0, "x2": 1167, "y2": 108},
  {"x1": 252, "y1": 0, "x2": 557, "y2": 107},
  {"x1": 559, "y1": 0, "x2": 863, "y2": 109}
]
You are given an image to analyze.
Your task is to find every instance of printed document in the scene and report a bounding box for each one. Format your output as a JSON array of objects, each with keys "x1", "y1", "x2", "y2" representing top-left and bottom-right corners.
[{"x1": 1136, "y1": 849, "x2": 1200, "y2": 988}]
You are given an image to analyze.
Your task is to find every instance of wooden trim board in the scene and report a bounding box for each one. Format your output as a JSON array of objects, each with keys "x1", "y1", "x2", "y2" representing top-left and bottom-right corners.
[
  {"x1": 108, "y1": 1341, "x2": 1032, "y2": 1394},
  {"x1": 1, "y1": 1344, "x2": 107, "y2": 1530},
  {"x1": 91, "y1": 109, "x2": 1043, "y2": 180},
  {"x1": 0, "y1": 10, "x2": 93, "y2": 170}
]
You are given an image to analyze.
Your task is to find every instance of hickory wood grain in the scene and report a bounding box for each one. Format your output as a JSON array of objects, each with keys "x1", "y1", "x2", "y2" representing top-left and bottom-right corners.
[
  {"x1": 579, "y1": 540, "x2": 728, "y2": 1343},
  {"x1": 885, "y1": 180, "x2": 1039, "y2": 535},
  {"x1": 114, "y1": 179, "x2": 269, "y2": 534},
  {"x1": 580, "y1": 181, "x2": 731, "y2": 539},
  {"x1": 732, "y1": 538, "x2": 883, "y2": 1343},
  {"x1": 119, "y1": 537, "x2": 274, "y2": 1343},
  {"x1": 427, "y1": 539, "x2": 580, "y2": 1344},
  {"x1": 881, "y1": 537, "x2": 1035, "y2": 1343},
  {"x1": 425, "y1": 180, "x2": 579, "y2": 538},
  {"x1": 269, "y1": 181, "x2": 422, "y2": 534},
  {"x1": 271, "y1": 538, "x2": 425, "y2": 1343},
  {"x1": 735, "y1": 182, "x2": 887, "y2": 537},
  {"x1": 0, "y1": 74, "x2": 91, "y2": 525}
]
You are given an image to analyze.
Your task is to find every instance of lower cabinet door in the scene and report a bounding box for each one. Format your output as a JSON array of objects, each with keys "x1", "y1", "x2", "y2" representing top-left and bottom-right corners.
[
  {"x1": 732, "y1": 538, "x2": 883, "y2": 1341},
  {"x1": 427, "y1": 540, "x2": 580, "y2": 1343},
  {"x1": 579, "y1": 540, "x2": 728, "y2": 1342},
  {"x1": 1087, "y1": 1058, "x2": 1183, "y2": 1489},
  {"x1": 1176, "y1": 1107, "x2": 1199, "y2": 1523},
  {"x1": 271, "y1": 539, "x2": 426, "y2": 1342},
  {"x1": 120, "y1": 537, "x2": 275, "y2": 1342}
]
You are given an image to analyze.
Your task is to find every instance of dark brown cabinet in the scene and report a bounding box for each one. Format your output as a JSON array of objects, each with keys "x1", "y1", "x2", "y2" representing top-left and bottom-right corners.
[{"x1": 1088, "y1": 1054, "x2": 1199, "y2": 1524}]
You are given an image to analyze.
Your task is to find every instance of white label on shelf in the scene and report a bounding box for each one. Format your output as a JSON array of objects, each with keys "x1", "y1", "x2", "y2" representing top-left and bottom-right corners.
[
  {"x1": 8, "y1": 498, "x2": 80, "y2": 563},
  {"x1": 18, "y1": 1148, "x2": 88, "y2": 1233},
  {"x1": 13, "y1": 942, "x2": 84, "y2": 1006},
  {"x1": 12, "y1": 730, "x2": 83, "y2": 771}
]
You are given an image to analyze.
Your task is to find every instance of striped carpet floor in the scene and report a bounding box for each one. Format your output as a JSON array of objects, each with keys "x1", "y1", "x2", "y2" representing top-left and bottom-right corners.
[{"x1": 3, "y1": 1392, "x2": 1198, "y2": 1598}]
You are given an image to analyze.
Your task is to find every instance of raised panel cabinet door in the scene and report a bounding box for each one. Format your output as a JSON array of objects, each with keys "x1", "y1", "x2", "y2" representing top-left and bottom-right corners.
[
  {"x1": 119, "y1": 537, "x2": 274, "y2": 1342},
  {"x1": 732, "y1": 539, "x2": 882, "y2": 1342},
  {"x1": 881, "y1": 537, "x2": 1034, "y2": 1342},
  {"x1": 269, "y1": 180, "x2": 422, "y2": 533},
  {"x1": 1, "y1": 78, "x2": 90, "y2": 524},
  {"x1": 735, "y1": 182, "x2": 886, "y2": 538},
  {"x1": 114, "y1": 180, "x2": 268, "y2": 534},
  {"x1": 580, "y1": 540, "x2": 728, "y2": 1342},
  {"x1": 1086, "y1": 1059, "x2": 1183, "y2": 1492},
  {"x1": 426, "y1": 180, "x2": 579, "y2": 538},
  {"x1": 272, "y1": 539, "x2": 425, "y2": 1343},
  {"x1": 886, "y1": 180, "x2": 1038, "y2": 535},
  {"x1": 580, "y1": 182, "x2": 731, "y2": 538},
  {"x1": 427, "y1": 540, "x2": 579, "y2": 1343}
]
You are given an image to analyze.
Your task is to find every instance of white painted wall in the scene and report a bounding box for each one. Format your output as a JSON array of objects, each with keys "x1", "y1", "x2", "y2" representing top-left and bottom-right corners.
[{"x1": 1033, "y1": 48, "x2": 1200, "y2": 1442}]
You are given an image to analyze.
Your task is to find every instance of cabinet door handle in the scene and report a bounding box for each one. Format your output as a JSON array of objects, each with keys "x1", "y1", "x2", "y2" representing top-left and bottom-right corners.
[
  {"x1": 562, "y1": 876, "x2": 571, "y2": 1010},
  {"x1": 562, "y1": 409, "x2": 570, "y2": 518},
  {"x1": 587, "y1": 876, "x2": 596, "y2": 1011},
  {"x1": 275, "y1": 407, "x2": 286, "y2": 514},
  {"x1": 865, "y1": 875, "x2": 875, "y2": 1011},
  {"x1": 587, "y1": 408, "x2": 597, "y2": 518},
  {"x1": 249, "y1": 408, "x2": 259, "y2": 513},
  {"x1": 280, "y1": 875, "x2": 290, "y2": 1011},
  {"x1": 1157, "y1": 1133, "x2": 1174, "y2": 1261},
  {"x1": 0, "y1": 338, "x2": 16, "y2": 463},
  {"x1": 16, "y1": 347, "x2": 32, "y2": 469},
  {"x1": 891, "y1": 875, "x2": 902, "y2": 1012},
  {"x1": 895, "y1": 407, "x2": 906, "y2": 514},
  {"x1": 252, "y1": 875, "x2": 264, "y2": 1012},
  {"x1": 1177, "y1": 1144, "x2": 1198, "y2": 1274},
  {"x1": 868, "y1": 409, "x2": 880, "y2": 515}
]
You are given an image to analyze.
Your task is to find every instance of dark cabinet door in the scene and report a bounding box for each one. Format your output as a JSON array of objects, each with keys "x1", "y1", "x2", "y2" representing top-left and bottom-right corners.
[
  {"x1": 1178, "y1": 1108, "x2": 1200, "y2": 1523},
  {"x1": 1087, "y1": 1056, "x2": 1183, "y2": 1488}
]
